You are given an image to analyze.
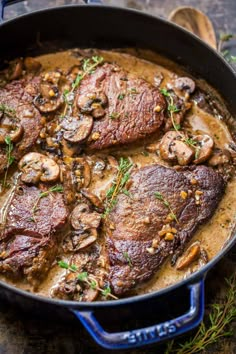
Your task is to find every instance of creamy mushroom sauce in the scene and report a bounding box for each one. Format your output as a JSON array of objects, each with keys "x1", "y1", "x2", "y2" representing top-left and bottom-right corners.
[{"x1": 0, "y1": 48, "x2": 235, "y2": 299}]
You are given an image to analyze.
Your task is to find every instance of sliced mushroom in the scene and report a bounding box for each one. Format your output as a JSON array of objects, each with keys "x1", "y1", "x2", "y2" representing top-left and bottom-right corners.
[
  {"x1": 34, "y1": 72, "x2": 63, "y2": 113},
  {"x1": 77, "y1": 92, "x2": 108, "y2": 118},
  {"x1": 62, "y1": 115, "x2": 93, "y2": 143},
  {"x1": 24, "y1": 57, "x2": 42, "y2": 72},
  {"x1": 63, "y1": 229, "x2": 98, "y2": 252},
  {"x1": 74, "y1": 157, "x2": 91, "y2": 189},
  {"x1": 208, "y1": 148, "x2": 231, "y2": 166},
  {"x1": 174, "y1": 77, "x2": 196, "y2": 94},
  {"x1": 0, "y1": 116, "x2": 23, "y2": 144},
  {"x1": 193, "y1": 134, "x2": 214, "y2": 164},
  {"x1": 70, "y1": 203, "x2": 101, "y2": 230},
  {"x1": 18, "y1": 152, "x2": 60, "y2": 184},
  {"x1": 176, "y1": 241, "x2": 201, "y2": 270},
  {"x1": 61, "y1": 138, "x2": 81, "y2": 157},
  {"x1": 7, "y1": 59, "x2": 23, "y2": 81},
  {"x1": 81, "y1": 188, "x2": 104, "y2": 211},
  {"x1": 160, "y1": 131, "x2": 194, "y2": 165}
]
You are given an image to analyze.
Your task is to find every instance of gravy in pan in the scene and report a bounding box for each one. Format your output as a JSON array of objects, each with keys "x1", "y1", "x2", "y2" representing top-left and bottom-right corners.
[{"x1": 0, "y1": 48, "x2": 235, "y2": 300}]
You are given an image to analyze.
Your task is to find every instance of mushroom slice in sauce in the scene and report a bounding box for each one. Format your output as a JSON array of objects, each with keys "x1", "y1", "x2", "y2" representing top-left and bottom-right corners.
[
  {"x1": 0, "y1": 115, "x2": 23, "y2": 143},
  {"x1": 176, "y1": 241, "x2": 201, "y2": 270},
  {"x1": 7, "y1": 58, "x2": 23, "y2": 81},
  {"x1": 77, "y1": 92, "x2": 108, "y2": 118},
  {"x1": 24, "y1": 57, "x2": 42, "y2": 73},
  {"x1": 81, "y1": 189, "x2": 104, "y2": 211},
  {"x1": 193, "y1": 134, "x2": 214, "y2": 164},
  {"x1": 19, "y1": 152, "x2": 60, "y2": 184},
  {"x1": 174, "y1": 77, "x2": 196, "y2": 94},
  {"x1": 70, "y1": 203, "x2": 101, "y2": 231},
  {"x1": 62, "y1": 115, "x2": 93, "y2": 143},
  {"x1": 159, "y1": 131, "x2": 194, "y2": 165},
  {"x1": 34, "y1": 71, "x2": 63, "y2": 113}
]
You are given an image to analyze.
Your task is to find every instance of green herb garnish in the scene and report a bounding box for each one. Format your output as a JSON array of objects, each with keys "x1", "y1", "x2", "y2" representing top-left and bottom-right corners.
[
  {"x1": 32, "y1": 184, "x2": 63, "y2": 218},
  {"x1": 109, "y1": 112, "x2": 120, "y2": 119},
  {"x1": 154, "y1": 191, "x2": 178, "y2": 223},
  {"x1": 103, "y1": 157, "x2": 133, "y2": 217},
  {"x1": 160, "y1": 88, "x2": 181, "y2": 131},
  {"x1": 0, "y1": 104, "x2": 16, "y2": 117},
  {"x1": 118, "y1": 93, "x2": 125, "y2": 100},
  {"x1": 2, "y1": 136, "x2": 15, "y2": 189},
  {"x1": 123, "y1": 251, "x2": 132, "y2": 267},
  {"x1": 58, "y1": 261, "x2": 118, "y2": 300},
  {"x1": 62, "y1": 55, "x2": 104, "y2": 117},
  {"x1": 165, "y1": 274, "x2": 236, "y2": 354}
]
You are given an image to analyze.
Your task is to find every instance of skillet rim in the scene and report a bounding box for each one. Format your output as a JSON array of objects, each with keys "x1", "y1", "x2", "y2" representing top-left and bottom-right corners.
[{"x1": 0, "y1": 3, "x2": 235, "y2": 308}]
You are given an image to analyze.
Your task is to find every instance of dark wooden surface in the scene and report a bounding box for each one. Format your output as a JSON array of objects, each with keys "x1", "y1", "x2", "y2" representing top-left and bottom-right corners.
[{"x1": 1, "y1": 1, "x2": 236, "y2": 353}]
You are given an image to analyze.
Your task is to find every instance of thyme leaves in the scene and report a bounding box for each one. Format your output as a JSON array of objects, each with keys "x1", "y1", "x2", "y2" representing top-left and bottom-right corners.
[
  {"x1": 103, "y1": 157, "x2": 133, "y2": 217},
  {"x1": 154, "y1": 191, "x2": 178, "y2": 223},
  {"x1": 32, "y1": 184, "x2": 63, "y2": 219},
  {"x1": 58, "y1": 261, "x2": 118, "y2": 300},
  {"x1": 2, "y1": 136, "x2": 15, "y2": 189},
  {"x1": 165, "y1": 274, "x2": 236, "y2": 354},
  {"x1": 62, "y1": 55, "x2": 104, "y2": 117}
]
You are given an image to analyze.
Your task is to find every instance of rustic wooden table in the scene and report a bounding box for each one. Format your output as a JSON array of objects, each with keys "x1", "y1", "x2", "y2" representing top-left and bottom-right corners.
[{"x1": 1, "y1": 1, "x2": 236, "y2": 353}]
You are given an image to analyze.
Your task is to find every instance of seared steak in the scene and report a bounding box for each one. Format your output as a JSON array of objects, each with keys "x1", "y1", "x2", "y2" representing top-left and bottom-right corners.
[
  {"x1": 106, "y1": 164, "x2": 225, "y2": 295},
  {"x1": 0, "y1": 78, "x2": 42, "y2": 174},
  {"x1": 77, "y1": 63, "x2": 166, "y2": 149},
  {"x1": 0, "y1": 183, "x2": 68, "y2": 285}
]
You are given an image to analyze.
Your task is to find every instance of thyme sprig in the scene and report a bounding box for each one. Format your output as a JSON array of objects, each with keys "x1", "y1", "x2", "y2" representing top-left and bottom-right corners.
[
  {"x1": 154, "y1": 191, "x2": 178, "y2": 223},
  {"x1": 0, "y1": 104, "x2": 16, "y2": 117},
  {"x1": 160, "y1": 88, "x2": 181, "y2": 131},
  {"x1": 58, "y1": 261, "x2": 118, "y2": 300},
  {"x1": 62, "y1": 55, "x2": 104, "y2": 116},
  {"x1": 165, "y1": 274, "x2": 236, "y2": 354},
  {"x1": 31, "y1": 184, "x2": 63, "y2": 219},
  {"x1": 2, "y1": 136, "x2": 14, "y2": 189},
  {"x1": 103, "y1": 157, "x2": 133, "y2": 218}
]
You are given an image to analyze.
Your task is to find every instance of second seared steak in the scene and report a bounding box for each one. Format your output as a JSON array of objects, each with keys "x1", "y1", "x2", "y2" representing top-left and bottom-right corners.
[
  {"x1": 106, "y1": 164, "x2": 225, "y2": 295},
  {"x1": 0, "y1": 78, "x2": 42, "y2": 174},
  {"x1": 0, "y1": 183, "x2": 68, "y2": 285},
  {"x1": 76, "y1": 63, "x2": 166, "y2": 149}
]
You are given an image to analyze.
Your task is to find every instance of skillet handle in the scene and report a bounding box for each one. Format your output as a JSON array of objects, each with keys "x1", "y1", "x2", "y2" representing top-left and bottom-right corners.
[
  {"x1": 71, "y1": 279, "x2": 205, "y2": 350},
  {"x1": 0, "y1": 0, "x2": 102, "y2": 21}
]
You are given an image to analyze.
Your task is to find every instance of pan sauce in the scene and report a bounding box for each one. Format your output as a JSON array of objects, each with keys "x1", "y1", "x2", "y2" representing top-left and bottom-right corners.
[{"x1": 0, "y1": 49, "x2": 235, "y2": 299}]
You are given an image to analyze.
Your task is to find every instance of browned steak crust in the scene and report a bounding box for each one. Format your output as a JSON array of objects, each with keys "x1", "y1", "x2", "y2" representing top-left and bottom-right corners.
[
  {"x1": 106, "y1": 164, "x2": 225, "y2": 295},
  {"x1": 0, "y1": 183, "x2": 68, "y2": 285},
  {"x1": 0, "y1": 78, "x2": 42, "y2": 174},
  {"x1": 77, "y1": 63, "x2": 166, "y2": 149}
]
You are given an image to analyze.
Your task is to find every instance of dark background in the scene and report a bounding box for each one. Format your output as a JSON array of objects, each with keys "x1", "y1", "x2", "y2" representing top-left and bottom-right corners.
[{"x1": 1, "y1": 1, "x2": 236, "y2": 353}]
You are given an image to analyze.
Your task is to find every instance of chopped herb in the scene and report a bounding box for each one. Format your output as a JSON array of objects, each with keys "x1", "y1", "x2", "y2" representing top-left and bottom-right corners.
[
  {"x1": 123, "y1": 251, "x2": 132, "y2": 267},
  {"x1": 142, "y1": 151, "x2": 149, "y2": 157},
  {"x1": 103, "y1": 157, "x2": 133, "y2": 217},
  {"x1": 109, "y1": 112, "x2": 120, "y2": 119},
  {"x1": 154, "y1": 191, "x2": 178, "y2": 223},
  {"x1": 2, "y1": 136, "x2": 15, "y2": 189},
  {"x1": 58, "y1": 261, "x2": 118, "y2": 300},
  {"x1": 118, "y1": 93, "x2": 125, "y2": 100}
]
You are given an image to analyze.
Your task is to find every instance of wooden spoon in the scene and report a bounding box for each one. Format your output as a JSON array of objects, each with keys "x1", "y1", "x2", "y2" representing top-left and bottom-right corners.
[{"x1": 168, "y1": 6, "x2": 217, "y2": 49}]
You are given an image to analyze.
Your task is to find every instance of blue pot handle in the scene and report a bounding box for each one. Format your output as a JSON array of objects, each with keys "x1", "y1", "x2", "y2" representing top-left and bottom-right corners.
[
  {"x1": 0, "y1": 0, "x2": 102, "y2": 21},
  {"x1": 71, "y1": 279, "x2": 205, "y2": 349}
]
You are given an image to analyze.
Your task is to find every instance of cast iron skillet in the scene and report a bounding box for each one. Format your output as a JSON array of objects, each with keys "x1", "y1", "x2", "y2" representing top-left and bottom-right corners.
[{"x1": 0, "y1": 0, "x2": 236, "y2": 350}]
